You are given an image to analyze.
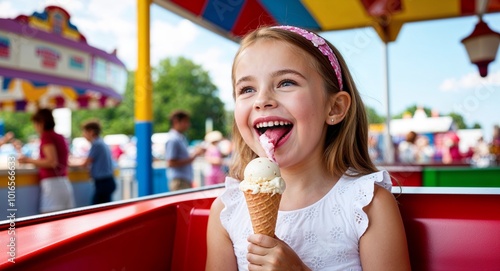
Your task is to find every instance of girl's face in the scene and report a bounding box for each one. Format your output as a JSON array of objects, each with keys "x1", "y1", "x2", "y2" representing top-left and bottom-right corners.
[{"x1": 233, "y1": 39, "x2": 333, "y2": 169}]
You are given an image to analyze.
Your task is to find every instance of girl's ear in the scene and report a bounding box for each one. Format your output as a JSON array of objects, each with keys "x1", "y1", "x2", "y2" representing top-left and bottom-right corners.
[{"x1": 326, "y1": 91, "x2": 351, "y2": 125}]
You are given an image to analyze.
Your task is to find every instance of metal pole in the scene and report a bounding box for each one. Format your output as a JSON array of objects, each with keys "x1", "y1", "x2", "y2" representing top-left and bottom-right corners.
[
  {"x1": 135, "y1": 0, "x2": 153, "y2": 196},
  {"x1": 383, "y1": 41, "x2": 394, "y2": 163}
]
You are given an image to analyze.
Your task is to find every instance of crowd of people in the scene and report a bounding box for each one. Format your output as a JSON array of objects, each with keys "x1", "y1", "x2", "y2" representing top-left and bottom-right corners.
[{"x1": 366, "y1": 128, "x2": 500, "y2": 167}]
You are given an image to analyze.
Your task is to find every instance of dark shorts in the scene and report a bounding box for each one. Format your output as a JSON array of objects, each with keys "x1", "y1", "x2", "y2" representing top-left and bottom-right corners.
[{"x1": 93, "y1": 176, "x2": 116, "y2": 204}]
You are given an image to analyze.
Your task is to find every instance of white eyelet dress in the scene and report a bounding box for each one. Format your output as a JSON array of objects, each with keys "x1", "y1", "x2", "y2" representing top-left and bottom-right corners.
[{"x1": 220, "y1": 170, "x2": 392, "y2": 271}]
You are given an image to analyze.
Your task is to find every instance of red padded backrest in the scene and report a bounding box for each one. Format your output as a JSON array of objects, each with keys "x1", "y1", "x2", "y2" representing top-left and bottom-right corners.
[
  {"x1": 1, "y1": 187, "x2": 499, "y2": 271},
  {"x1": 169, "y1": 190, "x2": 500, "y2": 271},
  {"x1": 171, "y1": 207, "x2": 211, "y2": 270},
  {"x1": 397, "y1": 192, "x2": 500, "y2": 271}
]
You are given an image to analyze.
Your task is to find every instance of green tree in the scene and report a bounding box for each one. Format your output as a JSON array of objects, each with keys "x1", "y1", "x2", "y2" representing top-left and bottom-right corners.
[
  {"x1": 448, "y1": 112, "x2": 467, "y2": 129},
  {"x1": 71, "y1": 70, "x2": 136, "y2": 137},
  {"x1": 471, "y1": 122, "x2": 482, "y2": 129},
  {"x1": 392, "y1": 104, "x2": 433, "y2": 119},
  {"x1": 152, "y1": 57, "x2": 226, "y2": 140},
  {"x1": 0, "y1": 112, "x2": 34, "y2": 141},
  {"x1": 365, "y1": 106, "x2": 385, "y2": 124}
]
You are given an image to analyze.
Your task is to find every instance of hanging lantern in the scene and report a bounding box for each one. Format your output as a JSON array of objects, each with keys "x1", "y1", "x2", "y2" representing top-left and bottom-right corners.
[
  {"x1": 461, "y1": 19, "x2": 500, "y2": 77},
  {"x1": 360, "y1": 0, "x2": 402, "y2": 17}
]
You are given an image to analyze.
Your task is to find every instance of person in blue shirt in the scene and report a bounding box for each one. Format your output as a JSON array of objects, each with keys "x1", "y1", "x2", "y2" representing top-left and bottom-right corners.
[
  {"x1": 79, "y1": 120, "x2": 116, "y2": 204},
  {"x1": 165, "y1": 110, "x2": 204, "y2": 191}
]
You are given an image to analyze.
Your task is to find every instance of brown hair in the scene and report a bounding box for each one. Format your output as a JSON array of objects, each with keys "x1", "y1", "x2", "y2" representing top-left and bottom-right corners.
[
  {"x1": 229, "y1": 26, "x2": 377, "y2": 180},
  {"x1": 169, "y1": 109, "x2": 190, "y2": 126},
  {"x1": 406, "y1": 131, "x2": 417, "y2": 144},
  {"x1": 31, "y1": 108, "x2": 55, "y2": 131},
  {"x1": 81, "y1": 119, "x2": 102, "y2": 136}
]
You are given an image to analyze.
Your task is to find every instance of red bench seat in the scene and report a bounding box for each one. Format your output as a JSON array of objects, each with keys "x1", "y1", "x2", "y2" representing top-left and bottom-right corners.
[{"x1": 1, "y1": 186, "x2": 499, "y2": 271}]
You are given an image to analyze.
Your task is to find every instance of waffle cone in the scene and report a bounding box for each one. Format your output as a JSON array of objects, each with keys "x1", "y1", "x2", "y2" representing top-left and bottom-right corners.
[{"x1": 243, "y1": 191, "x2": 281, "y2": 237}]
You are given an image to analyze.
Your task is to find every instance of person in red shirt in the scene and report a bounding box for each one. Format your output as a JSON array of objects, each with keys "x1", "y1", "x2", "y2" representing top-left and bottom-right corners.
[{"x1": 19, "y1": 108, "x2": 75, "y2": 213}]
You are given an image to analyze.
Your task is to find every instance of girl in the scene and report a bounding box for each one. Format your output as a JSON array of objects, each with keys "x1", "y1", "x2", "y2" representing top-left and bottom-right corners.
[{"x1": 206, "y1": 26, "x2": 410, "y2": 270}]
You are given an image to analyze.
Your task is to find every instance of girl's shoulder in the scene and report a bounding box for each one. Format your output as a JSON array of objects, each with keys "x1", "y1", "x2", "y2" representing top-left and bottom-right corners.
[
  {"x1": 337, "y1": 170, "x2": 392, "y2": 194},
  {"x1": 334, "y1": 170, "x2": 392, "y2": 237}
]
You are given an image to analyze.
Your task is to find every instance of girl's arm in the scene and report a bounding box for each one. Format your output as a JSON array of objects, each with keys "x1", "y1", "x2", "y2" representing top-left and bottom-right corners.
[
  {"x1": 206, "y1": 197, "x2": 237, "y2": 271},
  {"x1": 360, "y1": 186, "x2": 411, "y2": 271}
]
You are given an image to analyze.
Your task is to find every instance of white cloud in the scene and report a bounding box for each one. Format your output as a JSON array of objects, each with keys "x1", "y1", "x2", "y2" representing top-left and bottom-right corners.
[
  {"x1": 0, "y1": 1, "x2": 19, "y2": 18},
  {"x1": 87, "y1": 0, "x2": 133, "y2": 18},
  {"x1": 192, "y1": 47, "x2": 235, "y2": 110},
  {"x1": 150, "y1": 19, "x2": 198, "y2": 67},
  {"x1": 0, "y1": 0, "x2": 79, "y2": 18},
  {"x1": 439, "y1": 70, "x2": 500, "y2": 91},
  {"x1": 69, "y1": 0, "x2": 136, "y2": 69}
]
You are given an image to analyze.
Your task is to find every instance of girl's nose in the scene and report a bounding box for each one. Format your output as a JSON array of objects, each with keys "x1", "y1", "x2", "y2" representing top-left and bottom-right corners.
[{"x1": 253, "y1": 90, "x2": 277, "y2": 110}]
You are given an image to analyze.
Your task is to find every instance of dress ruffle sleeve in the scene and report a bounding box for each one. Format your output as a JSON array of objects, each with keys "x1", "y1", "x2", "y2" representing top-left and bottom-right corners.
[{"x1": 344, "y1": 170, "x2": 392, "y2": 239}]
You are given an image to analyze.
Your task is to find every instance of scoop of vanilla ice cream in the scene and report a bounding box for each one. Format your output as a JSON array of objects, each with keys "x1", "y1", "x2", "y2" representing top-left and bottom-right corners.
[{"x1": 239, "y1": 157, "x2": 286, "y2": 195}]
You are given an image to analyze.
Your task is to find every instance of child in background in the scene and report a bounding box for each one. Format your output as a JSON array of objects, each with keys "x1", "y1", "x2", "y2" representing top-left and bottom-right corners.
[
  {"x1": 78, "y1": 120, "x2": 116, "y2": 204},
  {"x1": 203, "y1": 130, "x2": 226, "y2": 185},
  {"x1": 206, "y1": 25, "x2": 410, "y2": 270}
]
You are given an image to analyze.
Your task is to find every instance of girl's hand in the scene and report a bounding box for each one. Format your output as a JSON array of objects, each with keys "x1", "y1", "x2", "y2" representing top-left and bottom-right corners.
[{"x1": 246, "y1": 234, "x2": 311, "y2": 271}]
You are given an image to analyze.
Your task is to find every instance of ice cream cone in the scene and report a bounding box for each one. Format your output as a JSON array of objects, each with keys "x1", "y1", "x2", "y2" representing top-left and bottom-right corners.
[
  {"x1": 240, "y1": 157, "x2": 286, "y2": 237},
  {"x1": 244, "y1": 191, "x2": 281, "y2": 237}
]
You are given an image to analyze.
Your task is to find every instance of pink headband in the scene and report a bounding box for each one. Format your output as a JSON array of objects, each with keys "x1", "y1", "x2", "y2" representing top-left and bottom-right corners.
[{"x1": 272, "y1": 25, "x2": 343, "y2": 90}]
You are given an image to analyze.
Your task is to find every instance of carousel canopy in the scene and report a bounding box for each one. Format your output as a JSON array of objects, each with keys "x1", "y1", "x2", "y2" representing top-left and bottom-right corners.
[
  {"x1": 154, "y1": 0, "x2": 500, "y2": 42},
  {"x1": 0, "y1": 6, "x2": 127, "y2": 112}
]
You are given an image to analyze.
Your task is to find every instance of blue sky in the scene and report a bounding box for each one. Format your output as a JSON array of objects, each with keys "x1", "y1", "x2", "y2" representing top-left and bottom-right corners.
[{"x1": 1, "y1": 0, "x2": 499, "y2": 140}]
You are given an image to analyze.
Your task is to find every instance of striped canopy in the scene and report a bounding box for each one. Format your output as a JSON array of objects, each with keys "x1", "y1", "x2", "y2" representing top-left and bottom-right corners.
[{"x1": 154, "y1": 0, "x2": 500, "y2": 42}]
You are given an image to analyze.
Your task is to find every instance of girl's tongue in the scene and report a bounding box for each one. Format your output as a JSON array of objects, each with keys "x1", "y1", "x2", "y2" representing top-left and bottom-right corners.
[
  {"x1": 262, "y1": 126, "x2": 289, "y2": 145},
  {"x1": 259, "y1": 125, "x2": 291, "y2": 164}
]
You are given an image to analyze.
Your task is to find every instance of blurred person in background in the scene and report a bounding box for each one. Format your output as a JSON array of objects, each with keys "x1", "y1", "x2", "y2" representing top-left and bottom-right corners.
[
  {"x1": 12, "y1": 138, "x2": 26, "y2": 157},
  {"x1": 165, "y1": 110, "x2": 204, "y2": 191},
  {"x1": 203, "y1": 131, "x2": 226, "y2": 186},
  {"x1": 19, "y1": 108, "x2": 75, "y2": 213},
  {"x1": 415, "y1": 136, "x2": 435, "y2": 164},
  {"x1": 491, "y1": 125, "x2": 500, "y2": 165},
  {"x1": 398, "y1": 131, "x2": 418, "y2": 163},
  {"x1": 442, "y1": 132, "x2": 463, "y2": 164},
  {"x1": 73, "y1": 120, "x2": 116, "y2": 204},
  {"x1": 218, "y1": 137, "x2": 234, "y2": 174},
  {"x1": 472, "y1": 136, "x2": 492, "y2": 167},
  {"x1": 368, "y1": 134, "x2": 382, "y2": 163},
  {"x1": 110, "y1": 144, "x2": 124, "y2": 162}
]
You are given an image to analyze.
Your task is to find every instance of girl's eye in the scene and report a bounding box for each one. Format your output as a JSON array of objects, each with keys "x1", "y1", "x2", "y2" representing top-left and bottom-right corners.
[
  {"x1": 279, "y1": 79, "x2": 297, "y2": 88},
  {"x1": 238, "y1": 86, "x2": 255, "y2": 95}
]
